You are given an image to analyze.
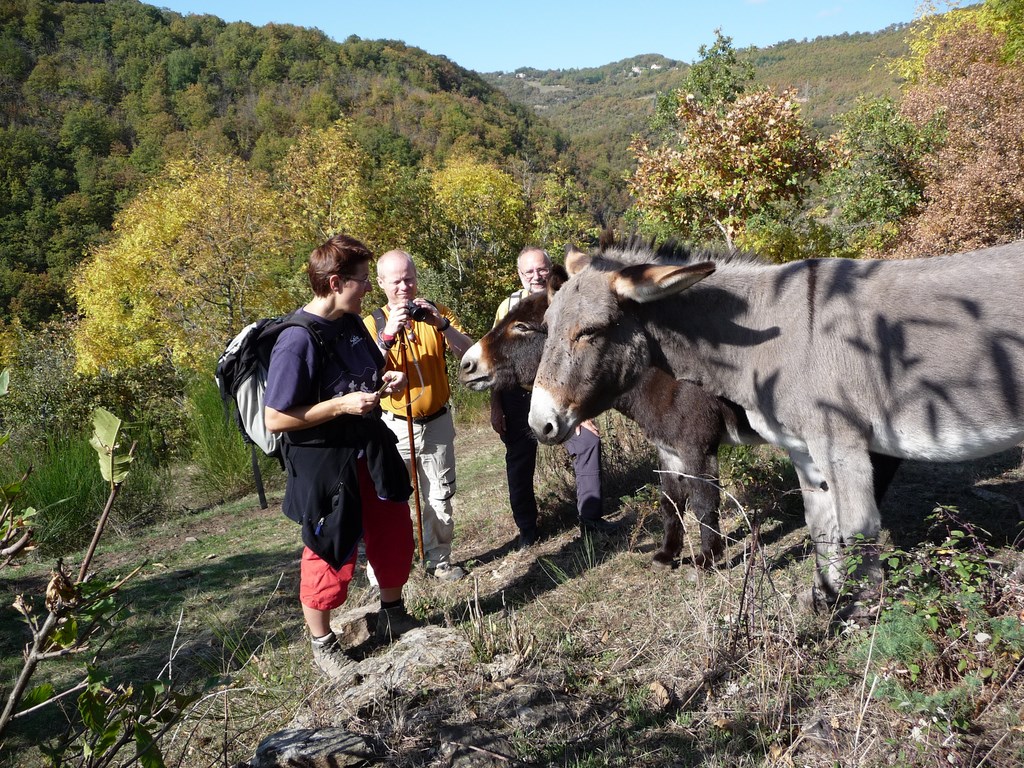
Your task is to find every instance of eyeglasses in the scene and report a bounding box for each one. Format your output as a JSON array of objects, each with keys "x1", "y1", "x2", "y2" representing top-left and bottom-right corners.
[
  {"x1": 344, "y1": 275, "x2": 373, "y2": 286},
  {"x1": 519, "y1": 268, "x2": 550, "y2": 278}
]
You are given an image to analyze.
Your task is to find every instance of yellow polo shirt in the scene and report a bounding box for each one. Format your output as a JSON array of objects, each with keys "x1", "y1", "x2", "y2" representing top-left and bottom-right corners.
[{"x1": 362, "y1": 304, "x2": 463, "y2": 419}]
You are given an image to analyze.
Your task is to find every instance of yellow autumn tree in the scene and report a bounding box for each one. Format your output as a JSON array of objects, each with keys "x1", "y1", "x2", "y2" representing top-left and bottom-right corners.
[
  {"x1": 277, "y1": 118, "x2": 433, "y2": 260},
  {"x1": 73, "y1": 155, "x2": 301, "y2": 375},
  {"x1": 427, "y1": 155, "x2": 527, "y2": 335},
  {"x1": 277, "y1": 119, "x2": 374, "y2": 246}
]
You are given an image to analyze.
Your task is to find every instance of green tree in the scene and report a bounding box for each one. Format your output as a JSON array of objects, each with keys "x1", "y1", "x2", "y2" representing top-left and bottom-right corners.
[
  {"x1": 630, "y1": 87, "x2": 826, "y2": 247},
  {"x1": 653, "y1": 30, "x2": 755, "y2": 131},
  {"x1": 820, "y1": 97, "x2": 940, "y2": 253},
  {"x1": 530, "y1": 166, "x2": 600, "y2": 255},
  {"x1": 73, "y1": 155, "x2": 301, "y2": 376}
]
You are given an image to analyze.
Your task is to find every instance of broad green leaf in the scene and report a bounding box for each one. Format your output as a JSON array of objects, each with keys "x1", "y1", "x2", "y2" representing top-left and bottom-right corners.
[
  {"x1": 51, "y1": 617, "x2": 80, "y2": 648},
  {"x1": 0, "y1": 368, "x2": 9, "y2": 397},
  {"x1": 89, "y1": 408, "x2": 134, "y2": 485},
  {"x1": 135, "y1": 723, "x2": 166, "y2": 768},
  {"x1": 78, "y1": 690, "x2": 107, "y2": 733},
  {"x1": 19, "y1": 683, "x2": 55, "y2": 710}
]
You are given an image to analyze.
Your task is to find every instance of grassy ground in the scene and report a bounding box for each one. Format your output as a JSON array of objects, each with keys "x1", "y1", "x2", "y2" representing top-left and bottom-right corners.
[{"x1": 2, "y1": 409, "x2": 1024, "y2": 767}]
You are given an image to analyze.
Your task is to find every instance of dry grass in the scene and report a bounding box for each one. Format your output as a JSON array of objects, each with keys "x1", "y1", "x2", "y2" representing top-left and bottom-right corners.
[{"x1": 3, "y1": 410, "x2": 1024, "y2": 767}]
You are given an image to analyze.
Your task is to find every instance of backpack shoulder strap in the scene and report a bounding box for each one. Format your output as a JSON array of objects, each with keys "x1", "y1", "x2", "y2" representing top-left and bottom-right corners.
[
  {"x1": 265, "y1": 310, "x2": 332, "y2": 356},
  {"x1": 370, "y1": 308, "x2": 387, "y2": 341}
]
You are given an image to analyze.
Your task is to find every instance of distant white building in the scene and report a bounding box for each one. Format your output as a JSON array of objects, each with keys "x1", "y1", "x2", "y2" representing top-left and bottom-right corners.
[
  {"x1": 650, "y1": 63, "x2": 662, "y2": 70},
  {"x1": 631, "y1": 66, "x2": 642, "y2": 75}
]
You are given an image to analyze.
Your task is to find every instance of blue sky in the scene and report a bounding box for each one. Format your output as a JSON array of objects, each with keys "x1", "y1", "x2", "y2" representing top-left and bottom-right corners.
[{"x1": 154, "y1": 0, "x2": 932, "y2": 73}]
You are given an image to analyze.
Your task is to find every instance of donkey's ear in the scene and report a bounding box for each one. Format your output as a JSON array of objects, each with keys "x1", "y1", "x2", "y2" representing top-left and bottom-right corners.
[
  {"x1": 564, "y1": 246, "x2": 591, "y2": 276},
  {"x1": 548, "y1": 263, "x2": 569, "y2": 295},
  {"x1": 611, "y1": 262, "x2": 715, "y2": 303}
]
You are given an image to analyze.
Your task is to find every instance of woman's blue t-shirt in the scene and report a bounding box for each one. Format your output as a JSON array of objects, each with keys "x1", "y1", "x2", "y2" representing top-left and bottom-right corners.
[{"x1": 265, "y1": 309, "x2": 383, "y2": 413}]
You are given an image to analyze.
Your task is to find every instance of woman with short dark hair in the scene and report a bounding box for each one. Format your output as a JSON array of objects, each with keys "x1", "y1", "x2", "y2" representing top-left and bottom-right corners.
[{"x1": 264, "y1": 233, "x2": 418, "y2": 680}]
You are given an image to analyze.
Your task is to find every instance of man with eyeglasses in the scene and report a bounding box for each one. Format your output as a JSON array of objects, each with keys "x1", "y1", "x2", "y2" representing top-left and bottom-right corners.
[
  {"x1": 363, "y1": 249, "x2": 474, "y2": 581},
  {"x1": 490, "y1": 246, "x2": 617, "y2": 550}
]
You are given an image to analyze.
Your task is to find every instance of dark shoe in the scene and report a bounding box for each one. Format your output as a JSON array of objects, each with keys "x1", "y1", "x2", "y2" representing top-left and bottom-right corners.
[
  {"x1": 375, "y1": 605, "x2": 421, "y2": 644},
  {"x1": 517, "y1": 528, "x2": 539, "y2": 550},
  {"x1": 580, "y1": 518, "x2": 621, "y2": 535},
  {"x1": 311, "y1": 634, "x2": 357, "y2": 681}
]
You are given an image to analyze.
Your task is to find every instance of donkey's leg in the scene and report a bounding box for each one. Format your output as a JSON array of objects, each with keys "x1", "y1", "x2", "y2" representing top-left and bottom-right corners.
[
  {"x1": 788, "y1": 448, "x2": 840, "y2": 609},
  {"x1": 653, "y1": 447, "x2": 722, "y2": 569},
  {"x1": 692, "y1": 451, "x2": 724, "y2": 568},
  {"x1": 652, "y1": 447, "x2": 689, "y2": 567},
  {"x1": 801, "y1": 440, "x2": 882, "y2": 606},
  {"x1": 652, "y1": 457, "x2": 684, "y2": 569}
]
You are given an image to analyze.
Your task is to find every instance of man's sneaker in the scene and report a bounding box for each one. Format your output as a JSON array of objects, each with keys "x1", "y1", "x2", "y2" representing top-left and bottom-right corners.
[
  {"x1": 580, "y1": 518, "x2": 621, "y2": 535},
  {"x1": 310, "y1": 634, "x2": 357, "y2": 681},
  {"x1": 375, "y1": 605, "x2": 422, "y2": 643},
  {"x1": 429, "y1": 563, "x2": 467, "y2": 582}
]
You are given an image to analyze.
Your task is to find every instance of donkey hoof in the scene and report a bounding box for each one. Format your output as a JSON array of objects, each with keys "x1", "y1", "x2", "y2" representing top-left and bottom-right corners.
[
  {"x1": 691, "y1": 552, "x2": 719, "y2": 571},
  {"x1": 797, "y1": 588, "x2": 826, "y2": 614},
  {"x1": 651, "y1": 552, "x2": 676, "y2": 570}
]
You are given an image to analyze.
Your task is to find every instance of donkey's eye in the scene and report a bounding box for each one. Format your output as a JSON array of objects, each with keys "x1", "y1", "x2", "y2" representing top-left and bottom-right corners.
[{"x1": 512, "y1": 321, "x2": 543, "y2": 335}]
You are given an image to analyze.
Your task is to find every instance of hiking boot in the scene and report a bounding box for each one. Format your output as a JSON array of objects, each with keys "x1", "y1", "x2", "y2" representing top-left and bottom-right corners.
[
  {"x1": 310, "y1": 634, "x2": 357, "y2": 681},
  {"x1": 375, "y1": 605, "x2": 421, "y2": 644},
  {"x1": 429, "y1": 563, "x2": 467, "y2": 582}
]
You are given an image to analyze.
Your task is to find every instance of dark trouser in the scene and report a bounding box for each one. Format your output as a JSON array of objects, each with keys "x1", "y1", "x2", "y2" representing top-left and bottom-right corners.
[{"x1": 499, "y1": 386, "x2": 603, "y2": 535}]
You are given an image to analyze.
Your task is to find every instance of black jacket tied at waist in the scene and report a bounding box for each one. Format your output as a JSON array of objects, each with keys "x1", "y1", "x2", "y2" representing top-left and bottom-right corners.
[{"x1": 281, "y1": 412, "x2": 412, "y2": 569}]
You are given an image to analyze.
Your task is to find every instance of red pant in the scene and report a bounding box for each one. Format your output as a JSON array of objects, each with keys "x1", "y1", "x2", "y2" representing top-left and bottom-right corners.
[{"x1": 299, "y1": 458, "x2": 414, "y2": 611}]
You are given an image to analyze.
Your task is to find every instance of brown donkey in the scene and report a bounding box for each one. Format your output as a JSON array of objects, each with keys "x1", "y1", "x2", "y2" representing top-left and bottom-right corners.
[{"x1": 463, "y1": 265, "x2": 764, "y2": 568}]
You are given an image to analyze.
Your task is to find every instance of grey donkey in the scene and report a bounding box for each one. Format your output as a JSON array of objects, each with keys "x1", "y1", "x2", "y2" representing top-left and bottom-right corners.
[{"x1": 529, "y1": 238, "x2": 1024, "y2": 607}]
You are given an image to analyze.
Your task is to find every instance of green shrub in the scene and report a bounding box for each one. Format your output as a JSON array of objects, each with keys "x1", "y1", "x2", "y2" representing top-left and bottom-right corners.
[
  {"x1": 0, "y1": 318, "x2": 189, "y2": 465},
  {"x1": 840, "y1": 507, "x2": 1024, "y2": 731},
  {"x1": 184, "y1": 377, "x2": 280, "y2": 501},
  {"x1": 719, "y1": 443, "x2": 800, "y2": 517}
]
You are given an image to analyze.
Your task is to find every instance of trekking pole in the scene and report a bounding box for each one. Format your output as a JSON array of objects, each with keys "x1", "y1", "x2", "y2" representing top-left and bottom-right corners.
[{"x1": 397, "y1": 329, "x2": 426, "y2": 565}]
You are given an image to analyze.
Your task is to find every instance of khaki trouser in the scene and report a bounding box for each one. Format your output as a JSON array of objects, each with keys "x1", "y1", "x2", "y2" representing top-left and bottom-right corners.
[{"x1": 375, "y1": 407, "x2": 457, "y2": 571}]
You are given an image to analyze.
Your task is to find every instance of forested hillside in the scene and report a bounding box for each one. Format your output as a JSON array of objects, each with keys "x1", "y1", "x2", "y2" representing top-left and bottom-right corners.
[
  {"x1": 1, "y1": 0, "x2": 922, "y2": 330},
  {"x1": 482, "y1": 26, "x2": 910, "y2": 213},
  {"x1": 0, "y1": 0, "x2": 567, "y2": 328}
]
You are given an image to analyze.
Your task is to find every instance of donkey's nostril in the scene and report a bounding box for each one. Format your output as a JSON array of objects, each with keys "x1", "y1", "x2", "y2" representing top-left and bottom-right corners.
[
  {"x1": 542, "y1": 422, "x2": 555, "y2": 437},
  {"x1": 461, "y1": 359, "x2": 474, "y2": 373}
]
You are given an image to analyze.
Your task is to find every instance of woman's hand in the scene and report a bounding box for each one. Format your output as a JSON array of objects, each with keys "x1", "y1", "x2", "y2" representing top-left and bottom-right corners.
[
  {"x1": 378, "y1": 371, "x2": 406, "y2": 396},
  {"x1": 333, "y1": 391, "x2": 381, "y2": 416}
]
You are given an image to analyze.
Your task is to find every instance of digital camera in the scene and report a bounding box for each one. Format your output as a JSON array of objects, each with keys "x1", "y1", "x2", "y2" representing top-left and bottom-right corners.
[{"x1": 406, "y1": 301, "x2": 429, "y2": 322}]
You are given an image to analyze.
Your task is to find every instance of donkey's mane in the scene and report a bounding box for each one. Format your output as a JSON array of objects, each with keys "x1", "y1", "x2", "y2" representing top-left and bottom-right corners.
[{"x1": 595, "y1": 235, "x2": 764, "y2": 270}]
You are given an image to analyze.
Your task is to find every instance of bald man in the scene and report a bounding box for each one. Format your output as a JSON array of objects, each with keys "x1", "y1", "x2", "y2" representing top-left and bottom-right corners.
[{"x1": 364, "y1": 250, "x2": 473, "y2": 581}]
